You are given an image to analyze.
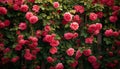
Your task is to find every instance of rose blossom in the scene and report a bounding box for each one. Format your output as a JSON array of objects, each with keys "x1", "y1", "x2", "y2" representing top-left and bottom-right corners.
[
  {"x1": 13, "y1": 4, "x2": 20, "y2": 11},
  {"x1": 24, "y1": 52, "x2": 33, "y2": 60},
  {"x1": 73, "y1": 32, "x2": 78, "y2": 39},
  {"x1": 88, "y1": 24, "x2": 97, "y2": 33},
  {"x1": 96, "y1": 12, "x2": 104, "y2": 18},
  {"x1": 88, "y1": 56, "x2": 97, "y2": 63},
  {"x1": 20, "y1": 4, "x2": 29, "y2": 12},
  {"x1": 49, "y1": 47, "x2": 57, "y2": 54},
  {"x1": 0, "y1": 7, "x2": 7, "y2": 15},
  {"x1": 29, "y1": 15, "x2": 38, "y2": 24},
  {"x1": 15, "y1": 44, "x2": 22, "y2": 51},
  {"x1": 53, "y1": 2, "x2": 60, "y2": 8},
  {"x1": 50, "y1": 40, "x2": 60, "y2": 47},
  {"x1": 85, "y1": 37, "x2": 93, "y2": 44},
  {"x1": 4, "y1": 19, "x2": 10, "y2": 27},
  {"x1": 109, "y1": 16, "x2": 118, "y2": 23},
  {"x1": 74, "y1": 5, "x2": 84, "y2": 14},
  {"x1": 113, "y1": 31, "x2": 119, "y2": 37},
  {"x1": 25, "y1": 12, "x2": 34, "y2": 20},
  {"x1": 28, "y1": 0, "x2": 35, "y2": 3},
  {"x1": 89, "y1": 13, "x2": 98, "y2": 21},
  {"x1": 32, "y1": 5, "x2": 40, "y2": 13},
  {"x1": 75, "y1": 50, "x2": 82, "y2": 60},
  {"x1": 44, "y1": 25, "x2": 51, "y2": 32},
  {"x1": 63, "y1": 12, "x2": 72, "y2": 21},
  {"x1": 19, "y1": 22, "x2": 27, "y2": 30},
  {"x1": 43, "y1": 35, "x2": 54, "y2": 43},
  {"x1": 47, "y1": 56, "x2": 54, "y2": 63},
  {"x1": 73, "y1": 15, "x2": 82, "y2": 24},
  {"x1": 70, "y1": 61, "x2": 78, "y2": 68},
  {"x1": 83, "y1": 49, "x2": 91, "y2": 56},
  {"x1": 64, "y1": 32, "x2": 73, "y2": 40},
  {"x1": 11, "y1": 56, "x2": 19, "y2": 63},
  {"x1": 70, "y1": 22, "x2": 79, "y2": 31},
  {"x1": 66, "y1": 48, "x2": 75, "y2": 56},
  {"x1": 104, "y1": 29, "x2": 113, "y2": 37},
  {"x1": 55, "y1": 63, "x2": 64, "y2": 69}
]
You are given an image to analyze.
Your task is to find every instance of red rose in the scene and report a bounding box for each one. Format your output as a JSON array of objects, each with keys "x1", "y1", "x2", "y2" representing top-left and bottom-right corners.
[
  {"x1": 66, "y1": 48, "x2": 75, "y2": 56},
  {"x1": 4, "y1": 20, "x2": 10, "y2": 27},
  {"x1": 44, "y1": 25, "x2": 51, "y2": 32},
  {"x1": 96, "y1": 12, "x2": 104, "y2": 18},
  {"x1": 70, "y1": 61, "x2": 78, "y2": 68},
  {"x1": 83, "y1": 49, "x2": 91, "y2": 56},
  {"x1": 11, "y1": 56, "x2": 19, "y2": 63},
  {"x1": 70, "y1": 22, "x2": 79, "y2": 31},
  {"x1": 89, "y1": 13, "x2": 98, "y2": 21}
]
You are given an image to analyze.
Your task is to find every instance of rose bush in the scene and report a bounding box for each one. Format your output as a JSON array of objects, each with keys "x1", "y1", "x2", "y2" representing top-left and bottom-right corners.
[{"x1": 0, "y1": 0, "x2": 120, "y2": 69}]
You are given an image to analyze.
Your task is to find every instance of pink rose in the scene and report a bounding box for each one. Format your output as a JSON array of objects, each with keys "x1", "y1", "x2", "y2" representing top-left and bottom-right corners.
[
  {"x1": 73, "y1": 32, "x2": 78, "y2": 39},
  {"x1": 44, "y1": 25, "x2": 51, "y2": 32},
  {"x1": 49, "y1": 47, "x2": 57, "y2": 54},
  {"x1": 25, "y1": 12, "x2": 34, "y2": 20},
  {"x1": 0, "y1": 7, "x2": 7, "y2": 15},
  {"x1": 63, "y1": 12, "x2": 72, "y2": 21},
  {"x1": 55, "y1": 63, "x2": 64, "y2": 69},
  {"x1": 43, "y1": 35, "x2": 54, "y2": 43},
  {"x1": 106, "y1": 0, "x2": 114, "y2": 6},
  {"x1": 18, "y1": 39, "x2": 26, "y2": 45},
  {"x1": 113, "y1": 31, "x2": 119, "y2": 37},
  {"x1": 13, "y1": 4, "x2": 20, "y2": 11},
  {"x1": 92, "y1": 62, "x2": 100, "y2": 69},
  {"x1": 96, "y1": 12, "x2": 104, "y2": 18},
  {"x1": 0, "y1": 22, "x2": 5, "y2": 28},
  {"x1": 11, "y1": 56, "x2": 19, "y2": 63},
  {"x1": 28, "y1": 0, "x2": 35, "y2": 3},
  {"x1": 15, "y1": 44, "x2": 22, "y2": 51},
  {"x1": 88, "y1": 56, "x2": 97, "y2": 63},
  {"x1": 70, "y1": 22, "x2": 79, "y2": 31},
  {"x1": 73, "y1": 15, "x2": 82, "y2": 24},
  {"x1": 112, "y1": 6, "x2": 120, "y2": 11},
  {"x1": 53, "y1": 2, "x2": 60, "y2": 8},
  {"x1": 3, "y1": 48, "x2": 10, "y2": 54},
  {"x1": 32, "y1": 5, "x2": 40, "y2": 13},
  {"x1": 109, "y1": 16, "x2": 118, "y2": 23},
  {"x1": 24, "y1": 52, "x2": 33, "y2": 60},
  {"x1": 85, "y1": 37, "x2": 93, "y2": 44},
  {"x1": 47, "y1": 56, "x2": 54, "y2": 63},
  {"x1": 83, "y1": 49, "x2": 91, "y2": 56},
  {"x1": 50, "y1": 40, "x2": 59, "y2": 47},
  {"x1": 74, "y1": 5, "x2": 84, "y2": 14},
  {"x1": 89, "y1": 13, "x2": 98, "y2": 21},
  {"x1": 20, "y1": 4, "x2": 29, "y2": 12},
  {"x1": 75, "y1": 50, "x2": 82, "y2": 60},
  {"x1": 4, "y1": 20, "x2": 10, "y2": 27},
  {"x1": 35, "y1": 30, "x2": 41, "y2": 38},
  {"x1": 88, "y1": 24, "x2": 97, "y2": 33},
  {"x1": 64, "y1": 32, "x2": 73, "y2": 40},
  {"x1": 104, "y1": 29, "x2": 113, "y2": 37},
  {"x1": 14, "y1": 0, "x2": 24, "y2": 5},
  {"x1": 19, "y1": 22, "x2": 27, "y2": 30},
  {"x1": 96, "y1": 23, "x2": 102, "y2": 30},
  {"x1": 29, "y1": 15, "x2": 38, "y2": 24},
  {"x1": 70, "y1": 61, "x2": 78, "y2": 68},
  {"x1": 66, "y1": 48, "x2": 75, "y2": 56}
]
